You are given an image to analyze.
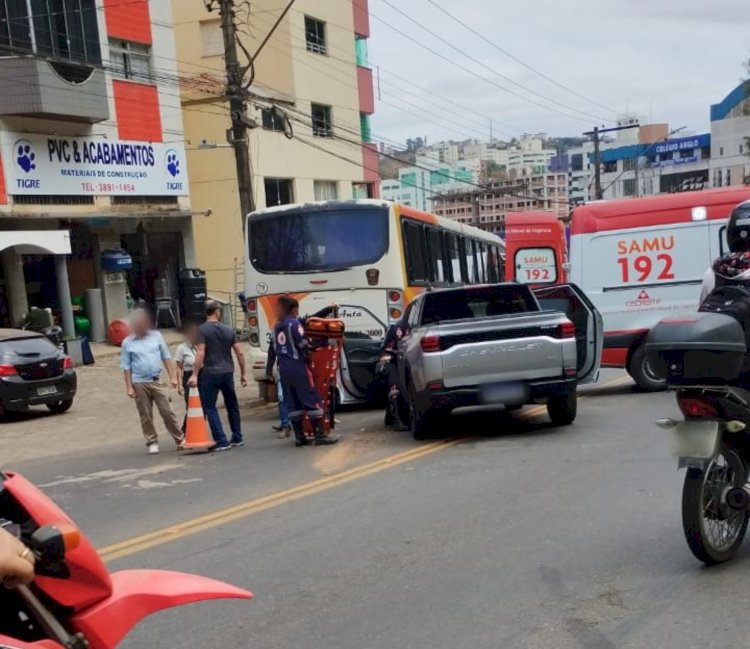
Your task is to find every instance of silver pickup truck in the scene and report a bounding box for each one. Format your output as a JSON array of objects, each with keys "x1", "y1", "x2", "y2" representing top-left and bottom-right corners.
[{"x1": 397, "y1": 283, "x2": 603, "y2": 439}]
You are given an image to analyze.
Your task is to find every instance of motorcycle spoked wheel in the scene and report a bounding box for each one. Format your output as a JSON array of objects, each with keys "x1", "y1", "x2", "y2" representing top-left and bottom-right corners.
[{"x1": 682, "y1": 446, "x2": 750, "y2": 566}]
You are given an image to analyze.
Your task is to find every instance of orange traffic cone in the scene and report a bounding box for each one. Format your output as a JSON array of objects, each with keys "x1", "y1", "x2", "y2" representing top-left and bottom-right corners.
[{"x1": 184, "y1": 387, "x2": 216, "y2": 452}]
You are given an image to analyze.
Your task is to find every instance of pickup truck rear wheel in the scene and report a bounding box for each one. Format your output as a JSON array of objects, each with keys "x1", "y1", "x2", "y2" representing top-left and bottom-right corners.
[
  {"x1": 628, "y1": 344, "x2": 666, "y2": 392},
  {"x1": 547, "y1": 392, "x2": 577, "y2": 426},
  {"x1": 408, "y1": 387, "x2": 434, "y2": 441}
]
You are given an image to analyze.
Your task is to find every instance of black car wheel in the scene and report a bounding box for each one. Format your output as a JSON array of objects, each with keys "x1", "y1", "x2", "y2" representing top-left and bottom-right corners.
[{"x1": 45, "y1": 399, "x2": 73, "y2": 414}]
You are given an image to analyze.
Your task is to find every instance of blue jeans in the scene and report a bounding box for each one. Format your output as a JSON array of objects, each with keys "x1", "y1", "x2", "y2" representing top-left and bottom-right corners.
[
  {"x1": 277, "y1": 381, "x2": 291, "y2": 427},
  {"x1": 199, "y1": 372, "x2": 242, "y2": 446}
]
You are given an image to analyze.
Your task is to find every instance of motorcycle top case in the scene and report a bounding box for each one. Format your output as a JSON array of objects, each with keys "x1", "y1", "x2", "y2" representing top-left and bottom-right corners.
[{"x1": 645, "y1": 312, "x2": 748, "y2": 385}]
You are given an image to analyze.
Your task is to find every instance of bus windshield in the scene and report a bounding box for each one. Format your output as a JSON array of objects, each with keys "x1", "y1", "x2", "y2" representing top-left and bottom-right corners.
[{"x1": 249, "y1": 205, "x2": 389, "y2": 273}]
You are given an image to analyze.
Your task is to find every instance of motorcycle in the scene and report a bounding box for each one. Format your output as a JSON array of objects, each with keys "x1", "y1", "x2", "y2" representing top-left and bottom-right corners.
[
  {"x1": 0, "y1": 471, "x2": 252, "y2": 648},
  {"x1": 648, "y1": 310, "x2": 750, "y2": 565}
]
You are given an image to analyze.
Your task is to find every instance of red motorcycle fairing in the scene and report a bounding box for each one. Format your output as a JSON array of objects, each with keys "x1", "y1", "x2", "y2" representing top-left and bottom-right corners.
[
  {"x1": 71, "y1": 569, "x2": 253, "y2": 649},
  {"x1": 0, "y1": 635, "x2": 62, "y2": 649},
  {"x1": 3, "y1": 473, "x2": 112, "y2": 610}
]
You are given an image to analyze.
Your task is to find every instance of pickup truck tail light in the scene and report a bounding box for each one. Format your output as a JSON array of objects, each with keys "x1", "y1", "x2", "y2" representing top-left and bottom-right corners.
[
  {"x1": 558, "y1": 321, "x2": 576, "y2": 339},
  {"x1": 420, "y1": 335, "x2": 441, "y2": 353}
]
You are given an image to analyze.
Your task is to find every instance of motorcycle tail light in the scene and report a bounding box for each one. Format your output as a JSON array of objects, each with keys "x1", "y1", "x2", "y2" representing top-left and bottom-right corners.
[{"x1": 678, "y1": 398, "x2": 719, "y2": 419}]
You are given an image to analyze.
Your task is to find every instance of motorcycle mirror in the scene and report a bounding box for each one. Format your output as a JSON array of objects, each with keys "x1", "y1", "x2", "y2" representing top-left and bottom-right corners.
[{"x1": 31, "y1": 522, "x2": 81, "y2": 562}]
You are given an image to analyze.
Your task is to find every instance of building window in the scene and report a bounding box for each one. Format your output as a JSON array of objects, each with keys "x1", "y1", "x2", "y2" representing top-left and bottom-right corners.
[
  {"x1": 200, "y1": 19, "x2": 223, "y2": 57},
  {"x1": 355, "y1": 36, "x2": 369, "y2": 67},
  {"x1": 109, "y1": 40, "x2": 152, "y2": 82},
  {"x1": 264, "y1": 178, "x2": 294, "y2": 207},
  {"x1": 305, "y1": 16, "x2": 327, "y2": 54},
  {"x1": 0, "y1": 0, "x2": 102, "y2": 65},
  {"x1": 314, "y1": 180, "x2": 338, "y2": 201},
  {"x1": 623, "y1": 178, "x2": 637, "y2": 197},
  {"x1": 353, "y1": 182, "x2": 375, "y2": 199},
  {"x1": 720, "y1": 147, "x2": 724, "y2": 156},
  {"x1": 311, "y1": 103, "x2": 333, "y2": 137},
  {"x1": 261, "y1": 107, "x2": 284, "y2": 132},
  {"x1": 360, "y1": 113, "x2": 372, "y2": 143}
]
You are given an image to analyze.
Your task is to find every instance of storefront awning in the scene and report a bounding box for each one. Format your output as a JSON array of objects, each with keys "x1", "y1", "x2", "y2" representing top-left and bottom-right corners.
[{"x1": 0, "y1": 230, "x2": 71, "y2": 255}]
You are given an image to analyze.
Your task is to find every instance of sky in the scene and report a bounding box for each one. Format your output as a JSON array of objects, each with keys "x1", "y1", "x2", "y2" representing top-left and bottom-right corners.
[{"x1": 367, "y1": 0, "x2": 750, "y2": 147}]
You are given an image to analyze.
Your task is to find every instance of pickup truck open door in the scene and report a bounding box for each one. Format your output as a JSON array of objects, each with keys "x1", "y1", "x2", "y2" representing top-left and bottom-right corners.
[{"x1": 532, "y1": 284, "x2": 603, "y2": 384}]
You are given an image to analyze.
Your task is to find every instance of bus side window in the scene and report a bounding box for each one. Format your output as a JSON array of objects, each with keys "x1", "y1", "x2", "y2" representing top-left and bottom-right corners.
[
  {"x1": 446, "y1": 233, "x2": 461, "y2": 284},
  {"x1": 464, "y1": 238, "x2": 477, "y2": 284},
  {"x1": 457, "y1": 237, "x2": 469, "y2": 283},
  {"x1": 719, "y1": 225, "x2": 728, "y2": 256},
  {"x1": 427, "y1": 227, "x2": 447, "y2": 284},
  {"x1": 487, "y1": 245, "x2": 500, "y2": 283},
  {"x1": 402, "y1": 220, "x2": 429, "y2": 283},
  {"x1": 477, "y1": 242, "x2": 488, "y2": 283}
]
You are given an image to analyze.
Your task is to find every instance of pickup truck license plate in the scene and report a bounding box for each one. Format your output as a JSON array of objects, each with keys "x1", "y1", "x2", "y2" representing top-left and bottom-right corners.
[
  {"x1": 37, "y1": 386, "x2": 58, "y2": 396},
  {"x1": 670, "y1": 421, "x2": 720, "y2": 459},
  {"x1": 480, "y1": 382, "x2": 528, "y2": 406}
]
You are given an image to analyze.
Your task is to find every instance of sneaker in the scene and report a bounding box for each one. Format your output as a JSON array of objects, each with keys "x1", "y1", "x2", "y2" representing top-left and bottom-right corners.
[
  {"x1": 231, "y1": 440, "x2": 245, "y2": 448},
  {"x1": 147, "y1": 443, "x2": 160, "y2": 455},
  {"x1": 277, "y1": 426, "x2": 292, "y2": 439},
  {"x1": 176, "y1": 442, "x2": 186, "y2": 451},
  {"x1": 213, "y1": 443, "x2": 232, "y2": 452}
]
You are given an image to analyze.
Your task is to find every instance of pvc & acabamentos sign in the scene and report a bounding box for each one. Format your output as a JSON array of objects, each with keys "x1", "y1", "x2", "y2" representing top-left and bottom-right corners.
[{"x1": 1, "y1": 132, "x2": 188, "y2": 196}]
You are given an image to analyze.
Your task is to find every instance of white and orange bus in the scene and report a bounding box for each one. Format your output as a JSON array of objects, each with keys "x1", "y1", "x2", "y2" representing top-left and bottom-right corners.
[
  {"x1": 569, "y1": 187, "x2": 750, "y2": 390},
  {"x1": 244, "y1": 200, "x2": 505, "y2": 403}
]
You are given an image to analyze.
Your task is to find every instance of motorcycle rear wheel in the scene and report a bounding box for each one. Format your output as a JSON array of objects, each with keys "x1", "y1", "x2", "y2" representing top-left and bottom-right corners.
[{"x1": 682, "y1": 446, "x2": 749, "y2": 566}]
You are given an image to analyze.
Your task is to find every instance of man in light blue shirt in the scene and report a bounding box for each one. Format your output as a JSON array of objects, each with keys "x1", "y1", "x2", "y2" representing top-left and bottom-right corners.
[{"x1": 121, "y1": 309, "x2": 184, "y2": 454}]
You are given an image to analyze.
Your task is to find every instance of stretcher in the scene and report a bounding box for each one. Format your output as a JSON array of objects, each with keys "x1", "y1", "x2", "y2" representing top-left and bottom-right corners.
[{"x1": 302, "y1": 317, "x2": 345, "y2": 439}]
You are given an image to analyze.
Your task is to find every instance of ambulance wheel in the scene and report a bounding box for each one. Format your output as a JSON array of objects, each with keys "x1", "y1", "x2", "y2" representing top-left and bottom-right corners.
[{"x1": 628, "y1": 345, "x2": 666, "y2": 392}]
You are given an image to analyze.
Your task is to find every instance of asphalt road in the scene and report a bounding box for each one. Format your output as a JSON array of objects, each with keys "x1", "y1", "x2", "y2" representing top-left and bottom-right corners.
[{"x1": 8, "y1": 370, "x2": 749, "y2": 648}]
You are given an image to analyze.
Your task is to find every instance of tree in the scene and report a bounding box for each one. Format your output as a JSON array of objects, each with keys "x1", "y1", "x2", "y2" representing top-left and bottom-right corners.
[{"x1": 405, "y1": 137, "x2": 425, "y2": 153}]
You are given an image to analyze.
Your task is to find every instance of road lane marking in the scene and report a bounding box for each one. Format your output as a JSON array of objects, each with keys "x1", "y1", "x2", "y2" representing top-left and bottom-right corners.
[{"x1": 98, "y1": 374, "x2": 632, "y2": 561}]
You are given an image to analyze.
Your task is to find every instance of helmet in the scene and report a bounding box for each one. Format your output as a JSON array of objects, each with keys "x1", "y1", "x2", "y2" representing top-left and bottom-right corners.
[{"x1": 727, "y1": 200, "x2": 750, "y2": 252}]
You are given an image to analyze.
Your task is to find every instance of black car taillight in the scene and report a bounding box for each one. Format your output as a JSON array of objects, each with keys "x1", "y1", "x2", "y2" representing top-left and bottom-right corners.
[{"x1": 0, "y1": 364, "x2": 18, "y2": 377}]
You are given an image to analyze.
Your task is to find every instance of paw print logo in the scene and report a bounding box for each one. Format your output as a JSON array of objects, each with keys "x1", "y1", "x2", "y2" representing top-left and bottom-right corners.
[
  {"x1": 166, "y1": 150, "x2": 180, "y2": 178},
  {"x1": 15, "y1": 140, "x2": 36, "y2": 173}
]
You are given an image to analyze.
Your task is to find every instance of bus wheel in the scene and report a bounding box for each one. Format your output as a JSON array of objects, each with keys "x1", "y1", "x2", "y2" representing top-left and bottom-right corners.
[{"x1": 628, "y1": 345, "x2": 667, "y2": 392}]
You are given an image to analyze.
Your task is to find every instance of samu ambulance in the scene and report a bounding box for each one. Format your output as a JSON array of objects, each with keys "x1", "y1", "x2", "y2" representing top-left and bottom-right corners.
[{"x1": 569, "y1": 187, "x2": 750, "y2": 390}]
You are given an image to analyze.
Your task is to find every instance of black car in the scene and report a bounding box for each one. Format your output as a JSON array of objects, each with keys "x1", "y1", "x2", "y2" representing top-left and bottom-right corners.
[{"x1": 0, "y1": 329, "x2": 77, "y2": 417}]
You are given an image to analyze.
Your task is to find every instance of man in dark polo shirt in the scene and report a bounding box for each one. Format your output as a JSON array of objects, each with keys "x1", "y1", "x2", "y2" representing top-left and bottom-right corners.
[{"x1": 188, "y1": 300, "x2": 247, "y2": 450}]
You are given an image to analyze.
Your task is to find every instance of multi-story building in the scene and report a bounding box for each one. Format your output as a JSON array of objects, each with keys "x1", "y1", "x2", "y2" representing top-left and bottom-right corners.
[
  {"x1": 709, "y1": 82, "x2": 750, "y2": 188},
  {"x1": 431, "y1": 172, "x2": 569, "y2": 236},
  {"x1": 0, "y1": 0, "x2": 193, "y2": 335},
  {"x1": 598, "y1": 132, "x2": 711, "y2": 200},
  {"x1": 173, "y1": 0, "x2": 378, "y2": 298},
  {"x1": 380, "y1": 156, "x2": 478, "y2": 212}
]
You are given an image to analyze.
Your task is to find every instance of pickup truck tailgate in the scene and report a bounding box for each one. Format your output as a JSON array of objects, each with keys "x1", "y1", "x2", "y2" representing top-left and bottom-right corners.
[{"x1": 435, "y1": 313, "x2": 571, "y2": 389}]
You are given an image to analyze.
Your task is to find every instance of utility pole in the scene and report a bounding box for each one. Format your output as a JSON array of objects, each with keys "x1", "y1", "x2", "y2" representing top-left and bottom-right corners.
[
  {"x1": 213, "y1": 0, "x2": 255, "y2": 223},
  {"x1": 591, "y1": 126, "x2": 601, "y2": 200},
  {"x1": 584, "y1": 123, "x2": 640, "y2": 201}
]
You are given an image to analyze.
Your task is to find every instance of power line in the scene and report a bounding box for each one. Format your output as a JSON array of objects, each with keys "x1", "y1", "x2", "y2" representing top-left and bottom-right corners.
[
  {"x1": 247, "y1": 11, "x2": 503, "y2": 141},
  {"x1": 424, "y1": 0, "x2": 617, "y2": 115},
  {"x1": 372, "y1": 0, "x2": 610, "y2": 124}
]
